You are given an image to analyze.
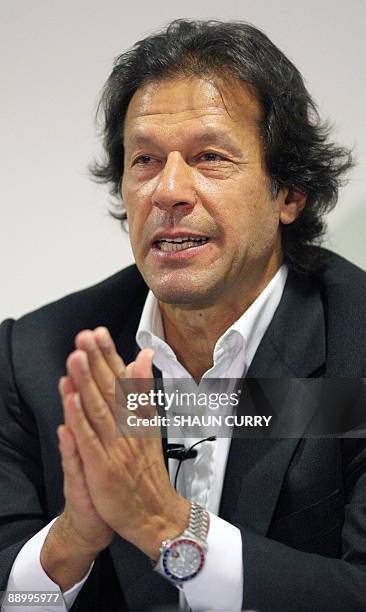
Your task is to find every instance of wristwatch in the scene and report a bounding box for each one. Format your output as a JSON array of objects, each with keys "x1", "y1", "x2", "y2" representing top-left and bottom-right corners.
[{"x1": 153, "y1": 502, "x2": 209, "y2": 586}]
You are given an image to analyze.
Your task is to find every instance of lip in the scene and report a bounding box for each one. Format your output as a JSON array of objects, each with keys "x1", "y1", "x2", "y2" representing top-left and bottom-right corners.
[{"x1": 151, "y1": 230, "x2": 210, "y2": 244}]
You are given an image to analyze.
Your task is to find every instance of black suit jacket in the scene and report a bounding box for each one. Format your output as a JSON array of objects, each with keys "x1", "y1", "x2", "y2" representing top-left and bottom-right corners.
[{"x1": 0, "y1": 250, "x2": 366, "y2": 611}]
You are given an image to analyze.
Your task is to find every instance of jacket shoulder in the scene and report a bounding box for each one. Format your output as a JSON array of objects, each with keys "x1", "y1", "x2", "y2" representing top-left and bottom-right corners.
[
  {"x1": 319, "y1": 249, "x2": 366, "y2": 289},
  {"x1": 16, "y1": 264, "x2": 146, "y2": 328},
  {"x1": 317, "y1": 250, "x2": 366, "y2": 313},
  {"x1": 7, "y1": 265, "x2": 148, "y2": 370},
  {"x1": 316, "y1": 250, "x2": 366, "y2": 375}
]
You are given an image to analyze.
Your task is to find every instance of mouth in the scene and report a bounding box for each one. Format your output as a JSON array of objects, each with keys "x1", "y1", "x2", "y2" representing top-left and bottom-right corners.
[{"x1": 153, "y1": 236, "x2": 210, "y2": 253}]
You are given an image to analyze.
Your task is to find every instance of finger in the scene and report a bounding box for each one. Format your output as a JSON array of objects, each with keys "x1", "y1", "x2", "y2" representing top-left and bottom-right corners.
[
  {"x1": 59, "y1": 376, "x2": 76, "y2": 433},
  {"x1": 116, "y1": 353, "x2": 154, "y2": 433},
  {"x1": 123, "y1": 350, "x2": 159, "y2": 436},
  {"x1": 57, "y1": 424, "x2": 104, "y2": 518},
  {"x1": 66, "y1": 353, "x2": 115, "y2": 446},
  {"x1": 57, "y1": 424, "x2": 87, "y2": 492},
  {"x1": 132, "y1": 349, "x2": 155, "y2": 379},
  {"x1": 125, "y1": 362, "x2": 135, "y2": 377},
  {"x1": 119, "y1": 360, "x2": 135, "y2": 406},
  {"x1": 62, "y1": 391, "x2": 105, "y2": 467},
  {"x1": 75, "y1": 330, "x2": 117, "y2": 412},
  {"x1": 117, "y1": 354, "x2": 156, "y2": 438},
  {"x1": 59, "y1": 375, "x2": 76, "y2": 398},
  {"x1": 117, "y1": 362, "x2": 135, "y2": 416},
  {"x1": 132, "y1": 349, "x2": 156, "y2": 419},
  {"x1": 119, "y1": 351, "x2": 154, "y2": 418},
  {"x1": 94, "y1": 327, "x2": 127, "y2": 379}
]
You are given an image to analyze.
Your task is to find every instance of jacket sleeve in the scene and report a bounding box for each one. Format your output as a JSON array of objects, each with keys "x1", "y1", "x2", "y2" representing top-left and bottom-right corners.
[
  {"x1": 0, "y1": 319, "x2": 48, "y2": 590},
  {"x1": 240, "y1": 437, "x2": 366, "y2": 612},
  {"x1": 0, "y1": 319, "x2": 127, "y2": 612}
]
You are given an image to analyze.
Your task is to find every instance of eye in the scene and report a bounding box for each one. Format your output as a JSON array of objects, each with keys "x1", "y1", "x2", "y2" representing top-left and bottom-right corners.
[
  {"x1": 198, "y1": 152, "x2": 225, "y2": 162},
  {"x1": 133, "y1": 155, "x2": 154, "y2": 165}
]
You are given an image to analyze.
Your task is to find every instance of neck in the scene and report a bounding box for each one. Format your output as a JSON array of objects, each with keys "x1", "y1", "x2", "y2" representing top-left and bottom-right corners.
[{"x1": 159, "y1": 262, "x2": 282, "y2": 378}]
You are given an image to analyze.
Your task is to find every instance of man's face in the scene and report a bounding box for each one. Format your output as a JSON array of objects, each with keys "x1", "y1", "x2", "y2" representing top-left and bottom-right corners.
[{"x1": 122, "y1": 76, "x2": 288, "y2": 307}]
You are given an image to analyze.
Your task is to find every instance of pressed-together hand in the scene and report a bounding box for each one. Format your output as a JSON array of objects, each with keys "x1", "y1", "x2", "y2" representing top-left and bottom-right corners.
[
  {"x1": 40, "y1": 328, "x2": 189, "y2": 591},
  {"x1": 57, "y1": 328, "x2": 190, "y2": 561}
]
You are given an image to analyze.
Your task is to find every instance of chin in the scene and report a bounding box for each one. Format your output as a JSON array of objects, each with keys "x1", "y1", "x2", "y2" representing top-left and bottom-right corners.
[
  {"x1": 150, "y1": 285, "x2": 202, "y2": 305},
  {"x1": 148, "y1": 280, "x2": 221, "y2": 308},
  {"x1": 141, "y1": 268, "x2": 225, "y2": 307}
]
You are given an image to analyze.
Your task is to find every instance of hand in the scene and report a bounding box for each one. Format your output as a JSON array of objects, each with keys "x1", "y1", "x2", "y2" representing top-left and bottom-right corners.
[
  {"x1": 40, "y1": 331, "x2": 124, "y2": 592},
  {"x1": 56, "y1": 375, "x2": 114, "y2": 555},
  {"x1": 55, "y1": 326, "x2": 132, "y2": 553},
  {"x1": 63, "y1": 328, "x2": 190, "y2": 559}
]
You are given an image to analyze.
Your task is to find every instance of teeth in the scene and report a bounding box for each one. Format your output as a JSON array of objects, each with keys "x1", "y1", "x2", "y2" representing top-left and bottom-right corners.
[
  {"x1": 158, "y1": 237, "x2": 207, "y2": 244},
  {"x1": 157, "y1": 238, "x2": 208, "y2": 252}
]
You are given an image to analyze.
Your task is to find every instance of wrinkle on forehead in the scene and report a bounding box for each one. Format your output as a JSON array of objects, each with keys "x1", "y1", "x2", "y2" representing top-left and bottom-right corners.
[
  {"x1": 125, "y1": 75, "x2": 261, "y2": 127},
  {"x1": 129, "y1": 109, "x2": 227, "y2": 126}
]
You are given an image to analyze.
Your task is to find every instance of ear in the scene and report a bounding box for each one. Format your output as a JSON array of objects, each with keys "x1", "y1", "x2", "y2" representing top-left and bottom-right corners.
[{"x1": 279, "y1": 188, "x2": 307, "y2": 225}]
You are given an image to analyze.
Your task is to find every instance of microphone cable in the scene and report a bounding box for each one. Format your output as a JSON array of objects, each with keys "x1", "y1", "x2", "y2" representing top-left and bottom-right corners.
[{"x1": 167, "y1": 436, "x2": 216, "y2": 490}]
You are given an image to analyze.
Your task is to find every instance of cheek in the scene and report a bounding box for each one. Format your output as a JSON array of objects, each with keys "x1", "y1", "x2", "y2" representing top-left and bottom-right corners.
[
  {"x1": 124, "y1": 204, "x2": 144, "y2": 259},
  {"x1": 123, "y1": 171, "x2": 157, "y2": 199},
  {"x1": 123, "y1": 179, "x2": 158, "y2": 227},
  {"x1": 124, "y1": 185, "x2": 149, "y2": 225},
  {"x1": 221, "y1": 185, "x2": 279, "y2": 250}
]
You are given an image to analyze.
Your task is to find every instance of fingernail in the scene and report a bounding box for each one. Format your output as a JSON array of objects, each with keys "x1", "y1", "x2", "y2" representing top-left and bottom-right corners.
[
  {"x1": 96, "y1": 327, "x2": 112, "y2": 349},
  {"x1": 85, "y1": 335, "x2": 97, "y2": 351},
  {"x1": 79, "y1": 352, "x2": 89, "y2": 372},
  {"x1": 74, "y1": 393, "x2": 82, "y2": 408}
]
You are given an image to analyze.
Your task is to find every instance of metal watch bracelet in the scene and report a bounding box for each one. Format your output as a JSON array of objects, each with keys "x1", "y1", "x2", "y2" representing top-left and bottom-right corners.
[{"x1": 183, "y1": 502, "x2": 209, "y2": 541}]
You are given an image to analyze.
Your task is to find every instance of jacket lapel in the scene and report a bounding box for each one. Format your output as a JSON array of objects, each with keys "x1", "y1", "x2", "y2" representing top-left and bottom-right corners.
[
  {"x1": 248, "y1": 268, "x2": 326, "y2": 379},
  {"x1": 219, "y1": 269, "x2": 326, "y2": 534}
]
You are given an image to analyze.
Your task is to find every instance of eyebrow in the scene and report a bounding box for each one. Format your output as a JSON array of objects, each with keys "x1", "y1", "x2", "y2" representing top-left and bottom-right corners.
[{"x1": 125, "y1": 129, "x2": 244, "y2": 158}]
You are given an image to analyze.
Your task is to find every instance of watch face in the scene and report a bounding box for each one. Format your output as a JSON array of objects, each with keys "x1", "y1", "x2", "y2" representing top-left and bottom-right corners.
[{"x1": 162, "y1": 538, "x2": 205, "y2": 581}]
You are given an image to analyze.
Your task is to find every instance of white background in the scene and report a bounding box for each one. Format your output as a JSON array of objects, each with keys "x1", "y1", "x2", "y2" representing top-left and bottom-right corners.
[{"x1": 1, "y1": 0, "x2": 365, "y2": 321}]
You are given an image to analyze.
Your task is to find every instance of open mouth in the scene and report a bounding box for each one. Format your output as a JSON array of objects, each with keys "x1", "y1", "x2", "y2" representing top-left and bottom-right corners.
[{"x1": 153, "y1": 236, "x2": 209, "y2": 252}]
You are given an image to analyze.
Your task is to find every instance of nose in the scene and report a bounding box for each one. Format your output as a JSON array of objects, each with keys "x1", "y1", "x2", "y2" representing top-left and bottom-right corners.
[{"x1": 152, "y1": 152, "x2": 196, "y2": 213}]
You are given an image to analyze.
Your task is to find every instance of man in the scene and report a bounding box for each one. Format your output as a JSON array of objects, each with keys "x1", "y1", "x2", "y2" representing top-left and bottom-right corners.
[{"x1": 0, "y1": 18, "x2": 366, "y2": 612}]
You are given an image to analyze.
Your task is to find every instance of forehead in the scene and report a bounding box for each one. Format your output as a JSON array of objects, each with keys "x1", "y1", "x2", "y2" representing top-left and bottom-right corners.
[{"x1": 123, "y1": 76, "x2": 262, "y2": 145}]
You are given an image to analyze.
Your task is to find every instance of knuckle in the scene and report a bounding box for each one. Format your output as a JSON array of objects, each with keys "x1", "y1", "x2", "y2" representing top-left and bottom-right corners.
[
  {"x1": 82, "y1": 429, "x2": 100, "y2": 448},
  {"x1": 62, "y1": 461, "x2": 76, "y2": 479},
  {"x1": 92, "y1": 400, "x2": 108, "y2": 420},
  {"x1": 103, "y1": 464, "x2": 116, "y2": 481},
  {"x1": 105, "y1": 387, "x2": 116, "y2": 406},
  {"x1": 81, "y1": 367, "x2": 93, "y2": 383}
]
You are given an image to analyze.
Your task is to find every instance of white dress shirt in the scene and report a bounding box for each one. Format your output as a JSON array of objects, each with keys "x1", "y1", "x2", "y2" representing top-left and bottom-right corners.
[{"x1": 4, "y1": 264, "x2": 287, "y2": 612}]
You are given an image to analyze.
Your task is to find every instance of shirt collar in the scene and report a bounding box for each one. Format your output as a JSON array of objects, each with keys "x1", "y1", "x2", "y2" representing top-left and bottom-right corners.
[{"x1": 136, "y1": 264, "x2": 288, "y2": 377}]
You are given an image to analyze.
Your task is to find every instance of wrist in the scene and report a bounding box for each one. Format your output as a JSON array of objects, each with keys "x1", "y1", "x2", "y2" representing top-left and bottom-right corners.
[
  {"x1": 124, "y1": 496, "x2": 191, "y2": 560},
  {"x1": 44, "y1": 515, "x2": 102, "y2": 563},
  {"x1": 40, "y1": 517, "x2": 99, "y2": 592}
]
